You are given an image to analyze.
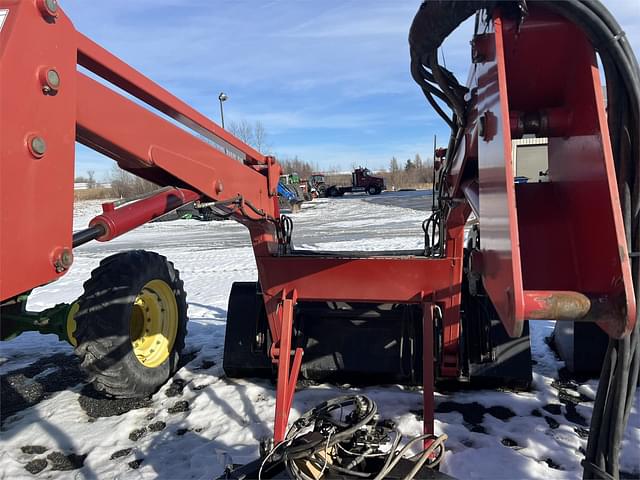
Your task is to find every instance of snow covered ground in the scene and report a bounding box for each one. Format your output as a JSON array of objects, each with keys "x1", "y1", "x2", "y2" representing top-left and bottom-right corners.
[{"x1": 0, "y1": 191, "x2": 638, "y2": 479}]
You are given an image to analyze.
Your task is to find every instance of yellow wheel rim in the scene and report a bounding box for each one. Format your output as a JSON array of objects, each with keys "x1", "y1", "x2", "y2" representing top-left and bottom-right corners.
[{"x1": 129, "y1": 279, "x2": 179, "y2": 368}]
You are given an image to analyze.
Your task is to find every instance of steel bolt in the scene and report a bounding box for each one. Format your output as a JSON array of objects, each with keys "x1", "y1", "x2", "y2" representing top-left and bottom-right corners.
[
  {"x1": 53, "y1": 247, "x2": 73, "y2": 273},
  {"x1": 59, "y1": 248, "x2": 73, "y2": 269},
  {"x1": 47, "y1": 69, "x2": 60, "y2": 88},
  {"x1": 41, "y1": 68, "x2": 61, "y2": 95},
  {"x1": 28, "y1": 136, "x2": 47, "y2": 158},
  {"x1": 38, "y1": 0, "x2": 59, "y2": 19}
]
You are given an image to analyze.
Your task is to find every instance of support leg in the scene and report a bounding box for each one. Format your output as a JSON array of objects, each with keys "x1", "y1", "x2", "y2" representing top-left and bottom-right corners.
[
  {"x1": 422, "y1": 302, "x2": 435, "y2": 437},
  {"x1": 272, "y1": 292, "x2": 303, "y2": 443}
]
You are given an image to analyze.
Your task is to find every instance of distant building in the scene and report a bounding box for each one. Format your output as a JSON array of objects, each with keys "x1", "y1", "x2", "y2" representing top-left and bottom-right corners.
[{"x1": 512, "y1": 137, "x2": 548, "y2": 182}]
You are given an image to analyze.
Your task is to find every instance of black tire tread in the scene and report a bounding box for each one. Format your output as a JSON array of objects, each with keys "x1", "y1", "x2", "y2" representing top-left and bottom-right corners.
[{"x1": 74, "y1": 250, "x2": 188, "y2": 398}]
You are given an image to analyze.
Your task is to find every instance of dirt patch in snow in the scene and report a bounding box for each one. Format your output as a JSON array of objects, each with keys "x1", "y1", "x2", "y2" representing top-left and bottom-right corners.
[{"x1": 1, "y1": 353, "x2": 82, "y2": 425}]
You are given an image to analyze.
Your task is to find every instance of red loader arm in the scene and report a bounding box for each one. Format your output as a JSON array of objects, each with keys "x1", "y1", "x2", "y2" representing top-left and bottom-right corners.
[{"x1": 0, "y1": 0, "x2": 281, "y2": 302}]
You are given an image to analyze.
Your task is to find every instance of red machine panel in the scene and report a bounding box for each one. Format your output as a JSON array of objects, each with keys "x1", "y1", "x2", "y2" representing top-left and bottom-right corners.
[
  {"x1": 475, "y1": 15, "x2": 525, "y2": 337},
  {"x1": 0, "y1": 2, "x2": 76, "y2": 301},
  {"x1": 475, "y1": 9, "x2": 635, "y2": 338},
  {"x1": 257, "y1": 256, "x2": 460, "y2": 304}
]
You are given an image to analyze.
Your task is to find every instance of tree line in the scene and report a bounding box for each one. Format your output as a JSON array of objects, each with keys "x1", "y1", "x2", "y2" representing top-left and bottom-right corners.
[
  {"x1": 385, "y1": 153, "x2": 434, "y2": 190},
  {"x1": 76, "y1": 119, "x2": 433, "y2": 200}
]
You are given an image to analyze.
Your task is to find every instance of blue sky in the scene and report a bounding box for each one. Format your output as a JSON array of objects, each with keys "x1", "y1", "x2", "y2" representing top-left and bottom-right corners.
[{"x1": 64, "y1": 0, "x2": 640, "y2": 179}]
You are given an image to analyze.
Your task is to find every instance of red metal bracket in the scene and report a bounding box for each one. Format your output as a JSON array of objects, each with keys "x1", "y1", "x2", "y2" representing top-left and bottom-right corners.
[
  {"x1": 474, "y1": 9, "x2": 636, "y2": 338},
  {"x1": 265, "y1": 155, "x2": 281, "y2": 198},
  {"x1": 271, "y1": 290, "x2": 304, "y2": 443},
  {"x1": 422, "y1": 301, "x2": 435, "y2": 444}
]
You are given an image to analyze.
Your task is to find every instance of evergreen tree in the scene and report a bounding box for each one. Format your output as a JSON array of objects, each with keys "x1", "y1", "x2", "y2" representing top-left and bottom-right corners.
[{"x1": 404, "y1": 159, "x2": 414, "y2": 171}]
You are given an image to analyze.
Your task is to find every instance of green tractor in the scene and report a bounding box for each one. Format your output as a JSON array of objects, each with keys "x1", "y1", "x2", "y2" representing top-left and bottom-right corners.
[{"x1": 279, "y1": 173, "x2": 311, "y2": 201}]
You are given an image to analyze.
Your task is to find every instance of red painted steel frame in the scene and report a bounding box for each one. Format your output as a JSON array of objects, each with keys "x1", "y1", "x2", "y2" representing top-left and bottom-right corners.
[
  {"x1": 272, "y1": 291, "x2": 304, "y2": 442},
  {"x1": 2, "y1": 1, "x2": 635, "y2": 449},
  {"x1": 0, "y1": 1, "x2": 280, "y2": 302},
  {"x1": 0, "y1": 1, "x2": 76, "y2": 300},
  {"x1": 423, "y1": 303, "x2": 435, "y2": 437},
  {"x1": 256, "y1": 202, "x2": 469, "y2": 440},
  {"x1": 447, "y1": 8, "x2": 635, "y2": 340}
]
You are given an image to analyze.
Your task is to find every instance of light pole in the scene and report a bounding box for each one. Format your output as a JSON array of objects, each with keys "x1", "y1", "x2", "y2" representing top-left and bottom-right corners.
[{"x1": 218, "y1": 92, "x2": 228, "y2": 129}]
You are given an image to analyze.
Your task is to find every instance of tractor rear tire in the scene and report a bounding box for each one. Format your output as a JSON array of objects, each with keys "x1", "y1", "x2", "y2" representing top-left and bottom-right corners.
[
  {"x1": 74, "y1": 250, "x2": 188, "y2": 398},
  {"x1": 223, "y1": 282, "x2": 272, "y2": 379},
  {"x1": 327, "y1": 186, "x2": 344, "y2": 197}
]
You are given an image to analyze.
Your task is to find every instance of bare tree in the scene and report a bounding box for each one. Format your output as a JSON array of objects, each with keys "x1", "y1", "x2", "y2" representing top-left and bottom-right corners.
[
  {"x1": 279, "y1": 156, "x2": 316, "y2": 178},
  {"x1": 414, "y1": 154, "x2": 423, "y2": 170},
  {"x1": 228, "y1": 119, "x2": 254, "y2": 145},
  {"x1": 388, "y1": 157, "x2": 401, "y2": 189},
  {"x1": 109, "y1": 166, "x2": 157, "y2": 198},
  {"x1": 253, "y1": 121, "x2": 269, "y2": 153},
  {"x1": 227, "y1": 119, "x2": 271, "y2": 153},
  {"x1": 87, "y1": 170, "x2": 97, "y2": 189}
]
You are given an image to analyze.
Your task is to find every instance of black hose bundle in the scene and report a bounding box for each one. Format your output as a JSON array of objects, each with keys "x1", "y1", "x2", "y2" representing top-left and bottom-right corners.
[
  {"x1": 544, "y1": 5, "x2": 639, "y2": 478},
  {"x1": 409, "y1": 2, "x2": 639, "y2": 479},
  {"x1": 258, "y1": 395, "x2": 447, "y2": 480}
]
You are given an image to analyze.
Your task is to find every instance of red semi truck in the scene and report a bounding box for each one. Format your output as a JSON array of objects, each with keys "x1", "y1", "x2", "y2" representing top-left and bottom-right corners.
[{"x1": 325, "y1": 167, "x2": 385, "y2": 196}]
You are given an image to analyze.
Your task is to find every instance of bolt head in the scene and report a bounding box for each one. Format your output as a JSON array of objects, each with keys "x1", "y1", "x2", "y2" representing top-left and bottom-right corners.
[
  {"x1": 46, "y1": 0, "x2": 58, "y2": 12},
  {"x1": 38, "y1": 0, "x2": 59, "y2": 19},
  {"x1": 52, "y1": 247, "x2": 73, "y2": 272},
  {"x1": 41, "y1": 68, "x2": 61, "y2": 95},
  {"x1": 60, "y1": 248, "x2": 73, "y2": 268},
  {"x1": 28, "y1": 136, "x2": 47, "y2": 158},
  {"x1": 47, "y1": 69, "x2": 60, "y2": 88}
]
